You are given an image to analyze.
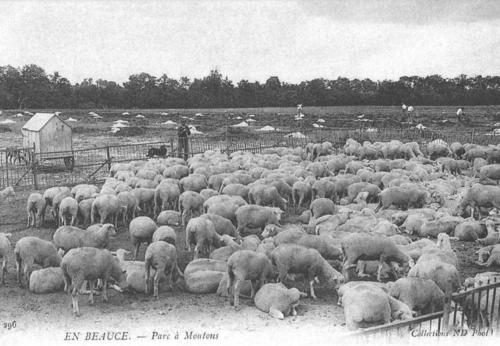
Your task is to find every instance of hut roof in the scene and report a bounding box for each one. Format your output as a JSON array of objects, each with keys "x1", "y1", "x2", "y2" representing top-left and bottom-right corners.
[{"x1": 22, "y1": 113, "x2": 67, "y2": 132}]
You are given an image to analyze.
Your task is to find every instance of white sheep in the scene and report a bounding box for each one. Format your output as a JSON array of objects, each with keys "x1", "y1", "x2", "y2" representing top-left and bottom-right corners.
[
  {"x1": 145, "y1": 241, "x2": 183, "y2": 298},
  {"x1": 59, "y1": 196, "x2": 79, "y2": 226},
  {"x1": 29, "y1": 267, "x2": 65, "y2": 294},
  {"x1": 226, "y1": 250, "x2": 276, "y2": 309},
  {"x1": 0, "y1": 232, "x2": 12, "y2": 284},
  {"x1": 186, "y1": 217, "x2": 222, "y2": 259},
  {"x1": 114, "y1": 249, "x2": 146, "y2": 293},
  {"x1": 156, "y1": 210, "x2": 181, "y2": 226},
  {"x1": 26, "y1": 192, "x2": 46, "y2": 227},
  {"x1": 91, "y1": 194, "x2": 121, "y2": 227},
  {"x1": 152, "y1": 226, "x2": 176, "y2": 245},
  {"x1": 129, "y1": 216, "x2": 157, "y2": 260},
  {"x1": 61, "y1": 247, "x2": 127, "y2": 316},
  {"x1": 53, "y1": 223, "x2": 116, "y2": 253},
  {"x1": 0, "y1": 186, "x2": 15, "y2": 201},
  {"x1": 14, "y1": 236, "x2": 62, "y2": 288}
]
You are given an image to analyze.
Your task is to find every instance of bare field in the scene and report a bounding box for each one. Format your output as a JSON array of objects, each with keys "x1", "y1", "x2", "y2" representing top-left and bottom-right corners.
[{"x1": 1, "y1": 105, "x2": 500, "y2": 148}]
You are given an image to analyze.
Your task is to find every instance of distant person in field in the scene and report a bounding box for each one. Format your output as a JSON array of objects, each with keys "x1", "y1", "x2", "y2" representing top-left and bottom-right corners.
[
  {"x1": 297, "y1": 104, "x2": 303, "y2": 115},
  {"x1": 177, "y1": 119, "x2": 191, "y2": 160},
  {"x1": 407, "y1": 105, "x2": 414, "y2": 124},
  {"x1": 456, "y1": 107, "x2": 469, "y2": 125}
]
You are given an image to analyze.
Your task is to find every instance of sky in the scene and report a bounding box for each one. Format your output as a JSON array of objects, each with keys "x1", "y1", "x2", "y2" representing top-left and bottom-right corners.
[{"x1": 0, "y1": 0, "x2": 499, "y2": 84}]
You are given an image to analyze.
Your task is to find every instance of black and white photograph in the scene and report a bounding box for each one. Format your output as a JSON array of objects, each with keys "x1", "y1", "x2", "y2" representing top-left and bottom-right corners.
[{"x1": 0, "y1": 1, "x2": 499, "y2": 345}]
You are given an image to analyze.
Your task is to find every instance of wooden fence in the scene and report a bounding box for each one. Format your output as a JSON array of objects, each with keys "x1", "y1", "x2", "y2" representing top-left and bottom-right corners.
[{"x1": 2, "y1": 126, "x2": 500, "y2": 190}]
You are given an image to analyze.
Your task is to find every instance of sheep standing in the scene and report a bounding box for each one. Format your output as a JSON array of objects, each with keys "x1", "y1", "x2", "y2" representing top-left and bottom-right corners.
[
  {"x1": 14, "y1": 237, "x2": 62, "y2": 288},
  {"x1": 129, "y1": 216, "x2": 157, "y2": 260},
  {"x1": 26, "y1": 193, "x2": 46, "y2": 227},
  {"x1": 61, "y1": 247, "x2": 127, "y2": 316},
  {"x1": 235, "y1": 205, "x2": 283, "y2": 236},
  {"x1": 248, "y1": 184, "x2": 287, "y2": 210},
  {"x1": 270, "y1": 244, "x2": 344, "y2": 299},
  {"x1": 152, "y1": 226, "x2": 177, "y2": 245},
  {"x1": 0, "y1": 232, "x2": 12, "y2": 284},
  {"x1": 59, "y1": 196, "x2": 79, "y2": 226},
  {"x1": 145, "y1": 241, "x2": 183, "y2": 298},
  {"x1": 91, "y1": 194, "x2": 121, "y2": 227},
  {"x1": 179, "y1": 191, "x2": 204, "y2": 227},
  {"x1": 0, "y1": 186, "x2": 15, "y2": 201},
  {"x1": 186, "y1": 217, "x2": 222, "y2": 259},
  {"x1": 77, "y1": 198, "x2": 95, "y2": 227},
  {"x1": 341, "y1": 233, "x2": 413, "y2": 282},
  {"x1": 154, "y1": 181, "x2": 181, "y2": 215},
  {"x1": 53, "y1": 224, "x2": 116, "y2": 253},
  {"x1": 226, "y1": 250, "x2": 275, "y2": 309}
]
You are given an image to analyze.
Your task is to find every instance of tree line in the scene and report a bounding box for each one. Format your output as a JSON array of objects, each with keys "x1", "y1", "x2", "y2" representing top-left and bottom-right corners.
[{"x1": 1, "y1": 64, "x2": 499, "y2": 109}]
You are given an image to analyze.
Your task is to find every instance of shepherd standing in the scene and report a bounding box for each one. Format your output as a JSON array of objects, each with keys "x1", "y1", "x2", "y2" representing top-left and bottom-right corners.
[{"x1": 177, "y1": 119, "x2": 191, "y2": 160}]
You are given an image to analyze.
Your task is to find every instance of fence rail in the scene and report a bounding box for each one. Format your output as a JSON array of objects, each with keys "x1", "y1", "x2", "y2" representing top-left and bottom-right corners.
[{"x1": 2, "y1": 126, "x2": 500, "y2": 190}]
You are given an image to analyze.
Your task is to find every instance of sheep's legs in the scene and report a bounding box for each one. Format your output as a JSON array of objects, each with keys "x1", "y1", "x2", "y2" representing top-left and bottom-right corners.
[
  {"x1": 1, "y1": 258, "x2": 6, "y2": 284},
  {"x1": 233, "y1": 279, "x2": 241, "y2": 309},
  {"x1": 249, "y1": 281, "x2": 255, "y2": 299},
  {"x1": 134, "y1": 243, "x2": 140, "y2": 261},
  {"x1": 309, "y1": 280, "x2": 317, "y2": 299},
  {"x1": 269, "y1": 308, "x2": 285, "y2": 320},
  {"x1": 357, "y1": 262, "x2": 370, "y2": 278},
  {"x1": 102, "y1": 279, "x2": 108, "y2": 302},
  {"x1": 88, "y1": 280, "x2": 95, "y2": 304},
  {"x1": 145, "y1": 265, "x2": 151, "y2": 295},
  {"x1": 154, "y1": 268, "x2": 164, "y2": 299}
]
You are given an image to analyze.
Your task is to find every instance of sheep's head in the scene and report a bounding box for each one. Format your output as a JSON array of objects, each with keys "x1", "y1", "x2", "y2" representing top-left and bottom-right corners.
[
  {"x1": 102, "y1": 223, "x2": 117, "y2": 236},
  {"x1": 4, "y1": 186, "x2": 15, "y2": 197},
  {"x1": 392, "y1": 307, "x2": 416, "y2": 321},
  {"x1": 111, "y1": 257, "x2": 128, "y2": 289},
  {"x1": 436, "y1": 233, "x2": 452, "y2": 251},
  {"x1": 271, "y1": 208, "x2": 284, "y2": 223},
  {"x1": 262, "y1": 224, "x2": 279, "y2": 238}
]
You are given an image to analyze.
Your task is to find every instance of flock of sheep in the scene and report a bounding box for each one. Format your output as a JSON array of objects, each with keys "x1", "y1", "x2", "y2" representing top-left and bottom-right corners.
[{"x1": 2, "y1": 136, "x2": 500, "y2": 330}]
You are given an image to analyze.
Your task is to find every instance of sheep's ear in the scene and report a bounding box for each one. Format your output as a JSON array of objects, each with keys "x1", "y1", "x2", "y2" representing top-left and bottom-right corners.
[
  {"x1": 4, "y1": 233, "x2": 12, "y2": 238},
  {"x1": 411, "y1": 310, "x2": 418, "y2": 317},
  {"x1": 124, "y1": 250, "x2": 131, "y2": 255}
]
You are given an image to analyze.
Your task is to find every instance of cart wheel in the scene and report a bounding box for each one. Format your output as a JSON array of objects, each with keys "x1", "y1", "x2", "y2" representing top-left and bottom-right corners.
[{"x1": 64, "y1": 156, "x2": 75, "y2": 170}]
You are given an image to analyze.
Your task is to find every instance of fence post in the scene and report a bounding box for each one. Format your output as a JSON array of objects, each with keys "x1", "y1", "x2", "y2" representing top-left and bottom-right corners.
[
  {"x1": 32, "y1": 143, "x2": 38, "y2": 190},
  {"x1": 442, "y1": 279, "x2": 452, "y2": 332},
  {"x1": 106, "y1": 145, "x2": 111, "y2": 171},
  {"x1": 169, "y1": 137, "x2": 174, "y2": 157},
  {"x1": 470, "y1": 129, "x2": 475, "y2": 143}
]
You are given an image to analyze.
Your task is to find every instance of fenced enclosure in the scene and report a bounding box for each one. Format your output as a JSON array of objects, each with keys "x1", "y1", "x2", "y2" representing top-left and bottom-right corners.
[
  {"x1": 352, "y1": 278, "x2": 500, "y2": 340},
  {"x1": 2, "y1": 126, "x2": 500, "y2": 190}
]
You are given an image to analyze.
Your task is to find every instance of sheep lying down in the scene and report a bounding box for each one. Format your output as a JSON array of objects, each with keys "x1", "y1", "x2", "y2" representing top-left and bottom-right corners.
[
  {"x1": 254, "y1": 283, "x2": 305, "y2": 320},
  {"x1": 342, "y1": 283, "x2": 414, "y2": 330}
]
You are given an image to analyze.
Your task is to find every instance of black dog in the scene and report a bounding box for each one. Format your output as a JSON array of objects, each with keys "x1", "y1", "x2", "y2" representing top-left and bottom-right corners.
[{"x1": 147, "y1": 145, "x2": 167, "y2": 158}]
